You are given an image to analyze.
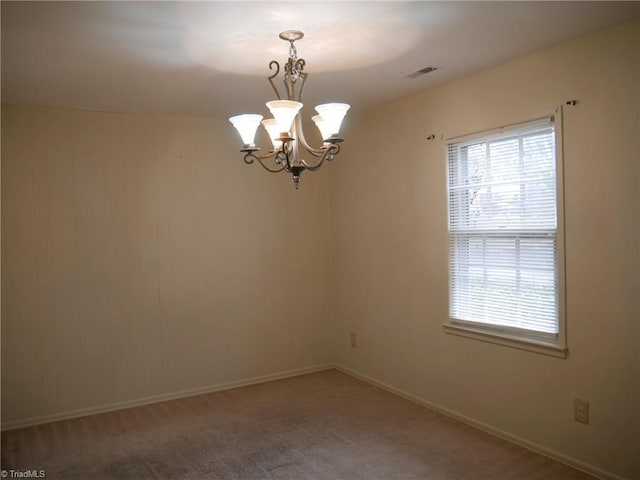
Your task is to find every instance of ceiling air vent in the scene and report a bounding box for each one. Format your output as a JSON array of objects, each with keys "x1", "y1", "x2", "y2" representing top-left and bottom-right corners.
[{"x1": 406, "y1": 66, "x2": 438, "y2": 79}]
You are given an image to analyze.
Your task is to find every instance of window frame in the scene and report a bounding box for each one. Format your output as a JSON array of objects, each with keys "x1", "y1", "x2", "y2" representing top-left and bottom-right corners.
[{"x1": 442, "y1": 111, "x2": 567, "y2": 358}]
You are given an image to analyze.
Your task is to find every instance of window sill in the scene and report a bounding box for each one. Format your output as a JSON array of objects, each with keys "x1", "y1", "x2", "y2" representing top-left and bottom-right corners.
[{"x1": 442, "y1": 323, "x2": 568, "y2": 358}]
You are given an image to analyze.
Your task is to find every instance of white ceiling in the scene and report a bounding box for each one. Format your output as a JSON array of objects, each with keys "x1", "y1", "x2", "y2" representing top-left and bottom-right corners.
[{"x1": 2, "y1": 1, "x2": 638, "y2": 118}]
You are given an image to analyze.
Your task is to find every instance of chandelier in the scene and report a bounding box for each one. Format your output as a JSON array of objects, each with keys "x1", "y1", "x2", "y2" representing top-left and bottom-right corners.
[{"x1": 229, "y1": 31, "x2": 350, "y2": 189}]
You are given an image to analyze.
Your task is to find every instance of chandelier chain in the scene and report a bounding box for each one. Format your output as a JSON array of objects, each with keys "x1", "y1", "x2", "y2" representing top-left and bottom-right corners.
[{"x1": 289, "y1": 40, "x2": 297, "y2": 64}]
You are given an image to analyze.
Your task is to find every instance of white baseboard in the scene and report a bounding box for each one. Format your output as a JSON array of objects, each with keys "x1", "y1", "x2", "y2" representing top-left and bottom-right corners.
[
  {"x1": 1, "y1": 363, "x2": 334, "y2": 431},
  {"x1": 2, "y1": 362, "x2": 629, "y2": 480},
  {"x1": 333, "y1": 364, "x2": 628, "y2": 480}
]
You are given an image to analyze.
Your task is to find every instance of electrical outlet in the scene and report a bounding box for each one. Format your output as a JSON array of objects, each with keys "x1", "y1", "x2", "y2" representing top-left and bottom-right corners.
[
  {"x1": 574, "y1": 398, "x2": 589, "y2": 425},
  {"x1": 350, "y1": 332, "x2": 357, "y2": 348}
]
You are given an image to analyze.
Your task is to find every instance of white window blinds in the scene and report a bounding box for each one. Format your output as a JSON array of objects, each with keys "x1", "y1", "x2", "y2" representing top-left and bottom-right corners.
[{"x1": 447, "y1": 118, "x2": 559, "y2": 337}]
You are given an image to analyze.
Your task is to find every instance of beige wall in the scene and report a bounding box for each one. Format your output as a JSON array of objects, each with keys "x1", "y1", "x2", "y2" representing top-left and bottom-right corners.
[
  {"x1": 1, "y1": 107, "x2": 333, "y2": 426},
  {"x1": 1, "y1": 20, "x2": 638, "y2": 480},
  {"x1": 330, "y1": 21, "x2": 639, "y2": 479}
]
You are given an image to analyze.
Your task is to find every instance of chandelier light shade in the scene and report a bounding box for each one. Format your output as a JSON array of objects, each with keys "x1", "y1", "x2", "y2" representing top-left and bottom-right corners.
[
  {"x1": 261, "y1": 118, "x2": 283, "y2": 149},
  {"x1": 266, "y1": 100, "x2": 303, "y2": 138},
  {"x1": 311, "y1": 115, "x2": 332, "y2": 143},
  {"x1": 314, "y1": 103, "x2": 350, "y2": 139},
  {"x1": 229, "y1": 114, "x2": 263, "y2": 149},
  {"x1": 229, "y1": 30, "x2": 350, "y2": 189}
]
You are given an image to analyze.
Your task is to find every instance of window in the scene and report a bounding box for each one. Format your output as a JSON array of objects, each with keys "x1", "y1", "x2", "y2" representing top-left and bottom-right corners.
[{"x1": 444, "y1": 116, "x2": 566, "y2": 357}]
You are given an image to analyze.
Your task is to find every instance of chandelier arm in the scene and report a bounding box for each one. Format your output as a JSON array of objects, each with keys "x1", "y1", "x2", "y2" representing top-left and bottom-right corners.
[
  {"x1": 299, "y1": 144, "x2": 340, "y2": 171},
  {"x1": 243, "y1": 152, "x2": 287, "y2": 173},
  {"x1": 293, "y1": 114, "x2": 326, "y2": 157},
  {"x1": 300, "y1": 143, "x2": 331, "y2": 158},
  {"x1": 256, "y1": 157, "x2": 288, "y2": 173},
  {"x1": 267, "y1": 61, "x2": 282, "y2": 100}
]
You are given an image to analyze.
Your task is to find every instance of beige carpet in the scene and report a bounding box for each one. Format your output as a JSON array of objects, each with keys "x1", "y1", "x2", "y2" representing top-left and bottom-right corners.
[{"x1": 1, "y1": 369, "x2": 596, "y2": 479}]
